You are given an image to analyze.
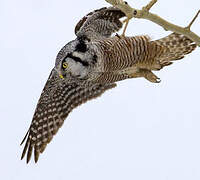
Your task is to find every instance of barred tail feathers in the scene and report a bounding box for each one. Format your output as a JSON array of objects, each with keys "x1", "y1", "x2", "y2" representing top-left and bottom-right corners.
[{"x1": 155, "y1": 33, "x2": 197, "y2": 67}]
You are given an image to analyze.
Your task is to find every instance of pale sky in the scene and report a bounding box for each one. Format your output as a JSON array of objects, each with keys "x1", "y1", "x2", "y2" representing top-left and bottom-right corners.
[{"x1": 1, "y1": 0, "x2": 200, "y2": 179}]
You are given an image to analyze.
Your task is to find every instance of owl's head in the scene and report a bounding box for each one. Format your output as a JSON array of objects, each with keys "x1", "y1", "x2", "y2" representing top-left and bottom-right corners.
[
  {"x1": 55, "y1": 38, "x2": 97, "y2": 80},
  {"x1": 58, "y1": 51, "x2": 90, "y2": 79}
]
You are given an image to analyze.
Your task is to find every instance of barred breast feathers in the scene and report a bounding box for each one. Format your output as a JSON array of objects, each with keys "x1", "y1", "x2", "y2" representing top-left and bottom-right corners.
[
  {"x1": 94, "y1": 35, "x2": 162, "y2": 71},
  {"x1": 94, "y1": 33, "x2": 196, "y2": 73}
]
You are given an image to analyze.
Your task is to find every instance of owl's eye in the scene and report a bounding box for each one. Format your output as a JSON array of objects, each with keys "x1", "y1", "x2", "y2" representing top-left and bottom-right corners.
[{"x1": 62, "y1": 62, "x2": 68, "y2": 69}]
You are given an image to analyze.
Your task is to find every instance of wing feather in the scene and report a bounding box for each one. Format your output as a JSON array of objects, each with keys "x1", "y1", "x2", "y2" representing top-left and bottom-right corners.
[
  {"x1": 75, "y1": 7, "x2": 125, "y2": 39},
  {"x1": 21, "y1": 69, "x2": 116, "y2": 163}
]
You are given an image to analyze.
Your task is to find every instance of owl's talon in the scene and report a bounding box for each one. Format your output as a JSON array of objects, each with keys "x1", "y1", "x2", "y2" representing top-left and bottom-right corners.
[
  {"x1": 155, "y1": 78, "x2": 161, "y2": 83},
  {"x1": 145, "y1": 71, "x2": 161, "y2": 83}
]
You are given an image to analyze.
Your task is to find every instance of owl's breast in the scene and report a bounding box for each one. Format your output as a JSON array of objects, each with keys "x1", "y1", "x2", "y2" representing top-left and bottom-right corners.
[{"x1": 93, "y1": 35, "x2": 154, "y2": 72}]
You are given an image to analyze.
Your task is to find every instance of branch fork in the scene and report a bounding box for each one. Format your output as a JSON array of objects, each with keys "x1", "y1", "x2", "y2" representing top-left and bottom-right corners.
[{"x1": 106, "y1": 0, "x2": 200, "y2": 46}]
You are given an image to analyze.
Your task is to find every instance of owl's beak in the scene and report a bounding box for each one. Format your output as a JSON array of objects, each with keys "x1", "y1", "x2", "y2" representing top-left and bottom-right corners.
[{"x1": 59, "y1": 74, "x2": 64, "y2": 79}]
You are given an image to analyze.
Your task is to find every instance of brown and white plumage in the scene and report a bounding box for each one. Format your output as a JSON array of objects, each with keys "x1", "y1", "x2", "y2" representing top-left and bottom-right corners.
[
  {"x1": 21, "y1": 6, "x2": 197, "y2": 163},
  {"x1": 21, "y1": 7, "x2": 125, "y2": 163}
]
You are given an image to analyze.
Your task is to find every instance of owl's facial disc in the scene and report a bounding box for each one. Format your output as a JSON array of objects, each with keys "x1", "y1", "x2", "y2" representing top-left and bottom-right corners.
[{"x1": 59, "y1": 52, "x2": 90, "y2": 79}]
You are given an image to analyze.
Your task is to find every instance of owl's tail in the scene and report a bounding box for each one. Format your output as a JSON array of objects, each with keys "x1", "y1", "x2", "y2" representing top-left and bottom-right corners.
[{"x1": 155, "y1": 33, "x2": 197, "y2": 68}]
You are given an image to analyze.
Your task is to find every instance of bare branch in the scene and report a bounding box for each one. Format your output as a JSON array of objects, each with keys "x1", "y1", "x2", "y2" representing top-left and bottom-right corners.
[
  {"x1": 105, "y1": 0, "x2": 124, "y2": 5},
  {"x1": 105, "y1": 0, "x2": 200, "y2": 46}
]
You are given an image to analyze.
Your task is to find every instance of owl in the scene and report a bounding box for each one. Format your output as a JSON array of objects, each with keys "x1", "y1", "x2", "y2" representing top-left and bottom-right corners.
[{"x1": 21, "y1": 7, "x2": 197, "y2": 163}]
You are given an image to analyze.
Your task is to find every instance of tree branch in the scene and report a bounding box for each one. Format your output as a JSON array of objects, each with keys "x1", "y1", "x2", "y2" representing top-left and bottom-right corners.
[{"x1": 105, "y1": 0, "x2": 200, "y2": 46}]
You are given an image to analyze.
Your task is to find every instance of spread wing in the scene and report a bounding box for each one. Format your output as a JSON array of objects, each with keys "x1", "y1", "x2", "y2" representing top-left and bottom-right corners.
[
  {"x1": 75, "y1": 7, "x2": 125, "y2": 39},
  {"x1": 21, "y1": 69, "x2": 116, "y2": 163}
]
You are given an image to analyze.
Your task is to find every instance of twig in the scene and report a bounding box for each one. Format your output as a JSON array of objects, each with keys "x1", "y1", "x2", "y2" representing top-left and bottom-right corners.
[
  {"x1": 144, "y1": 0, "x2": 157, "y2": 11},
  {"x1": 105, "y1": 0, "x2": 200, "y2": 46},
  {"x1": 186, "y1": 10, "x2": 200, "y2": 30}
]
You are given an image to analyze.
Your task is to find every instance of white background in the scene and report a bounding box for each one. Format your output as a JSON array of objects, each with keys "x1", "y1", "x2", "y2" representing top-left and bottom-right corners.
[{"x1": 1, "y1": 0, "x2": 200, "y2": 179}]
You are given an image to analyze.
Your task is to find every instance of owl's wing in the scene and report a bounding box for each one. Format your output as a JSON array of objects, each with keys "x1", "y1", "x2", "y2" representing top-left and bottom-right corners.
[
  {"x1": 21, "y1": 69, "x2": 116, "y2": 163},
  {"x1": 75, "y1": 7, "x2": 125, "y2": 39}
]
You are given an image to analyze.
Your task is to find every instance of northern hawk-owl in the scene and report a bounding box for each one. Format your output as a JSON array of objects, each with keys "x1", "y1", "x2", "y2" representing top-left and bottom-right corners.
[{"x1": 21, "y1": 7, "x2": 197, "y2": 163}]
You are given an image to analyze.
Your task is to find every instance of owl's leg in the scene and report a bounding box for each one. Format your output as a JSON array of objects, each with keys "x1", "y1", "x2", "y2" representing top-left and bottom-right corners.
[{"x1": 128, "y1": 69, "x2": 161, "y2": 83}]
